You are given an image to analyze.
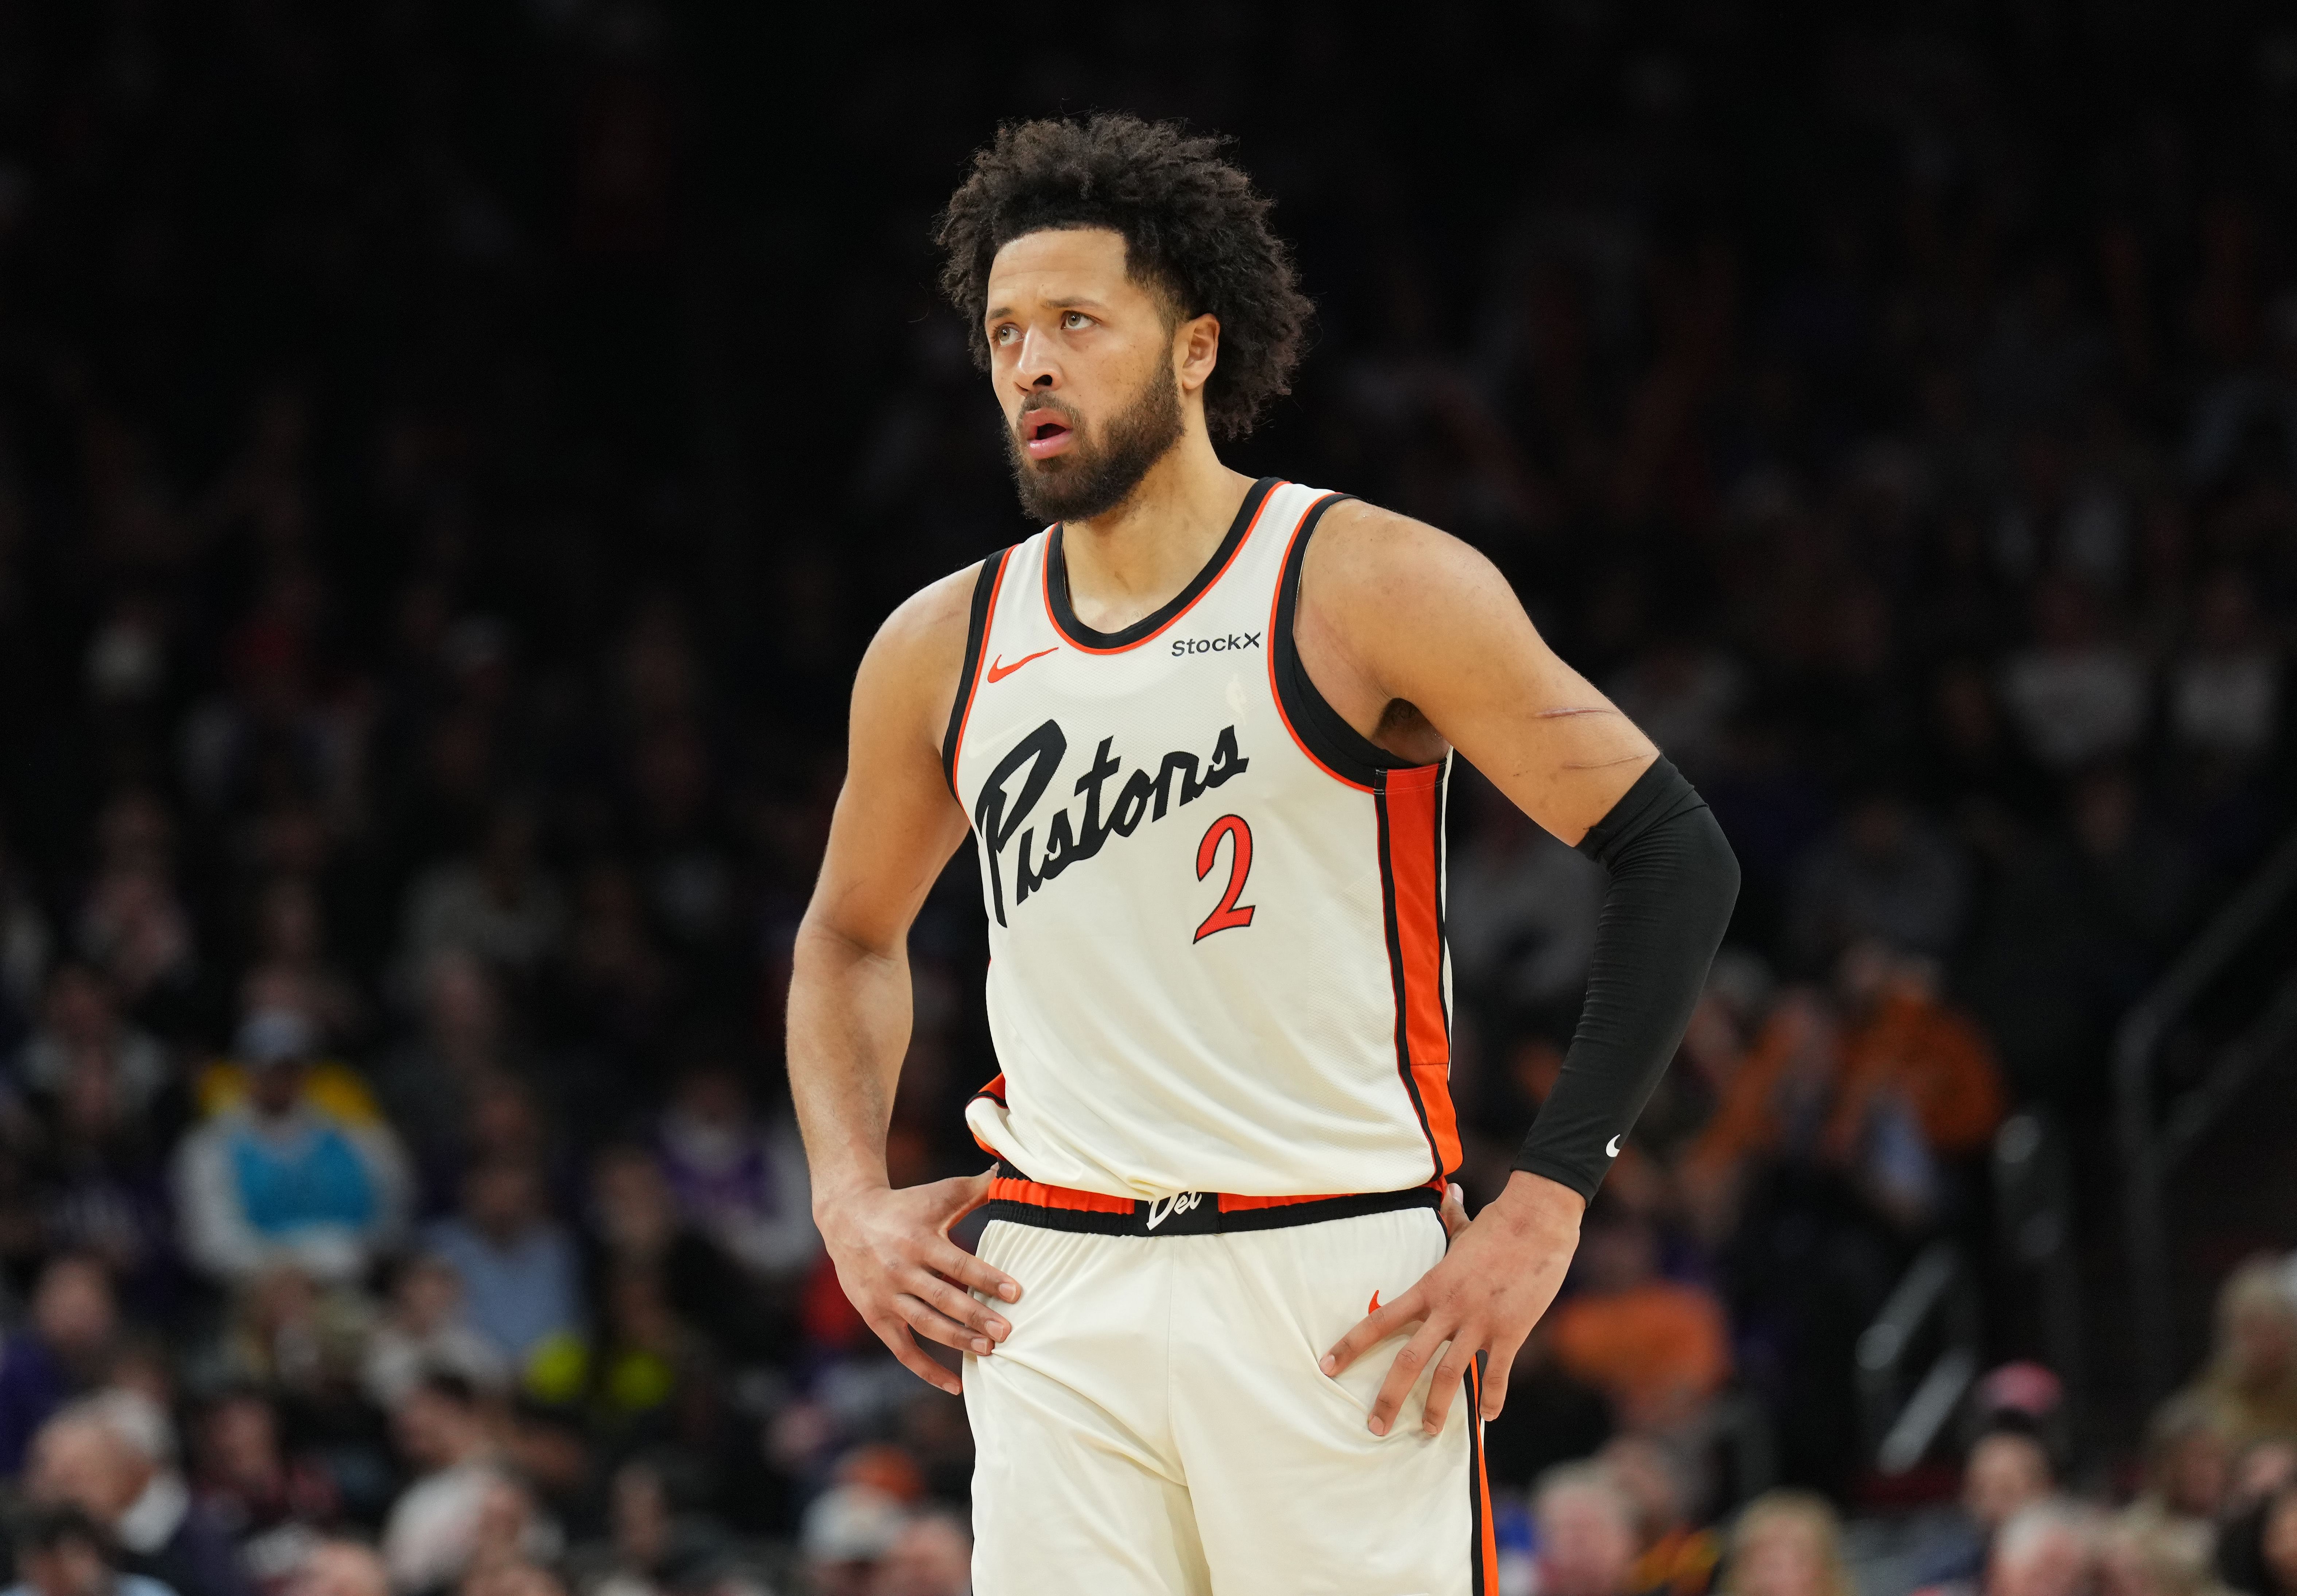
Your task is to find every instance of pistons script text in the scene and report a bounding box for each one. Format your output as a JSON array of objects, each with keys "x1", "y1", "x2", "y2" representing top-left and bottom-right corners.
[{"x1": 972, "y1": 719, "x2": 1250, "y2": 925}]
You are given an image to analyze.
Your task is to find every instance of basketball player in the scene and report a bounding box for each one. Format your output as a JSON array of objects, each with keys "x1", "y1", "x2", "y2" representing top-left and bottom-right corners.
[{"x1": 787, "y1": 116, "x2": 1740, "y2": 1594}]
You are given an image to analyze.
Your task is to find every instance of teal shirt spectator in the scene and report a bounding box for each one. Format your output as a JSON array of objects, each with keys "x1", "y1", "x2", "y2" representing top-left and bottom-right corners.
[
  {"x1": 226, "y1": 1119, "x2": 378, "y2": 1234},
  {"x1": 171, "y1": 1010, "x2": 412, "y2": 1289}
]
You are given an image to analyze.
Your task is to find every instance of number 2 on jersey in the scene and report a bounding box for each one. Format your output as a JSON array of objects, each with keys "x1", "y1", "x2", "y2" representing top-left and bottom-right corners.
[{"x1": 1193, "y1": 814, "x2": 1256, "y2": 942}]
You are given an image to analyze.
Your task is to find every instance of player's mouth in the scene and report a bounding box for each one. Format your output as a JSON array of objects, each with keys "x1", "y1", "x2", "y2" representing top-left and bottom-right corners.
[{"x1": 1020, "y1": 406, "x2": 1078, "y2": 461}]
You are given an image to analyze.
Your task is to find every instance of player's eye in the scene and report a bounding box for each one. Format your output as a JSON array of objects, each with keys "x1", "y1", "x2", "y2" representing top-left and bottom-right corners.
[
  {"x1": 991, "y1": 323, "x2": 1018, "y2": 346},
  {"x1": 1062, "y1": 311, "x2": 1093, "y2": 331}
]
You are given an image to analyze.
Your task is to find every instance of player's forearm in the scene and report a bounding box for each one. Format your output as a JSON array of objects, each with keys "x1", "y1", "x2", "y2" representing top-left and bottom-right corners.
[
  {"x1": 787, "y1": 916, "x2": 917, "y2": 1218},
  {"x1": 1514, "y1": 757, "x2": 1740, "y2": 1198}
]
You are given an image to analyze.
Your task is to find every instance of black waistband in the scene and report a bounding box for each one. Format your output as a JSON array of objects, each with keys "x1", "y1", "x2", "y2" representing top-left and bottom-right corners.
[{"x1": 982, "y1": 1165, "x2": 1442, "y2": 1238}]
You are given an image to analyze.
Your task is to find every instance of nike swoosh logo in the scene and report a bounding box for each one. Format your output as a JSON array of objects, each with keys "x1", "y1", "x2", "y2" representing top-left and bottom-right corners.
[
  {"x1": 1606, "y1": 1134, "x2": 1623, "y2": 1158},
  {"x1": 1368, "y1": 1290, "x2": 1382, "y2": 1315},
  {"x1": 985, "y1": 646, "x2": 1057, "y2": 683}
]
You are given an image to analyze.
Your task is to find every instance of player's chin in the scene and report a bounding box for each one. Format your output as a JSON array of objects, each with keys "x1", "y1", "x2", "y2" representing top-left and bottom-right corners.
[{"x1": 1018, "y1": 447, "x2": 1079, "y2": 477}]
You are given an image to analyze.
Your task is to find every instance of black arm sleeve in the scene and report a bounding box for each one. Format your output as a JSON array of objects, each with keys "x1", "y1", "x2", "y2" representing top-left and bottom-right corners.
[{"x1": 1512, "y1": 756, "x2": 1740, "y2": 1200}]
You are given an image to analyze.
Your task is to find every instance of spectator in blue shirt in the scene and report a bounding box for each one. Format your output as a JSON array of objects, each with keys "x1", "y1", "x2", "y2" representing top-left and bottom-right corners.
[{"x1": 421, "y1": 1157, "x2": 581, "y2": 1380}]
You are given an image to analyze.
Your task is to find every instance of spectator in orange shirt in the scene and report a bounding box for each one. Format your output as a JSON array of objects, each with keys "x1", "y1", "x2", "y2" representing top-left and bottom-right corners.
[
  {"x1": 1683, "y1": 940, "x2": 2005, "y2": 1233},
  {"x1": 1822, "y1": 940, "x2": 2006, "y2": 1165},
  {"x1": 1678, "y1": 985, "x2": 1843, "y2": 1241},
  {"x1": 1548, "y1": 1210, "x2": 1731, "y2": 1432}
]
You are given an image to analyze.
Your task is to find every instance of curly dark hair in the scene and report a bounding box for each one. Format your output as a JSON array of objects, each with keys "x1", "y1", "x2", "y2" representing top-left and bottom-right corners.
[{"x1": 937, "y1": 114, "x2": 1313, "y2": 440}]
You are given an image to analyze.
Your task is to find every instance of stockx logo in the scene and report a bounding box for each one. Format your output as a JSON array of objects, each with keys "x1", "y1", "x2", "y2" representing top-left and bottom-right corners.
[
  {"x1": 1170, "y1": 631, "x2": 1261, "y2": 657},
  {"x1": 973, "y1": 718, "x2": 1249, "y2": 925}
]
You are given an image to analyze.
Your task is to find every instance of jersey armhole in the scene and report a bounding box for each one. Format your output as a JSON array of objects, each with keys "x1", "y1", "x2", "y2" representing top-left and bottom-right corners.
[
  {"x1": 941, "y1": 549, "x2": 1011, "y2": 797},
  {"x1": 1271, "y1": 497, "x2": 1439, "y2": 787}
]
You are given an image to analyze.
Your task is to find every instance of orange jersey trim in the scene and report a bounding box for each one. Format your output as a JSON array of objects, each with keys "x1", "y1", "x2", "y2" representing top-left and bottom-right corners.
[
  {"x1": 985, "y1": 1174, "x2": 1134, "y2": 1214},
  {"x1": 1382, "y1": 763, "x2": 1461, "y2": 1176}
]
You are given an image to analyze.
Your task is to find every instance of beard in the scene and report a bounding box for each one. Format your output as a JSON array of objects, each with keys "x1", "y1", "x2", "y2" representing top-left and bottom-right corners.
[{"x1": 1005, "y1": 359, "x2": 1186, "y2": 524}]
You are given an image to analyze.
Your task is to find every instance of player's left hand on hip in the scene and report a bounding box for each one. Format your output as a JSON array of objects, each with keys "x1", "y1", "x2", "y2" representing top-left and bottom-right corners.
[{"x1": 1317, "y1": 1169, "x2": 1583, "y2": 1437}]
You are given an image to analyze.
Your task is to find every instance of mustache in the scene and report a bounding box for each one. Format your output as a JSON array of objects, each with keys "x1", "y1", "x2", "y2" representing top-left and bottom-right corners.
[{"x1": 1013, "y1": 395, "x2": 1082, "y2": 436}]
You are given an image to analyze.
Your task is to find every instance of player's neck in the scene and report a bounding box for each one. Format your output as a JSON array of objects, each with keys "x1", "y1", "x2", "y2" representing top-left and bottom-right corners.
[{"x1": 1060, "y1": 431, "x2": 1255, "y2": 635}]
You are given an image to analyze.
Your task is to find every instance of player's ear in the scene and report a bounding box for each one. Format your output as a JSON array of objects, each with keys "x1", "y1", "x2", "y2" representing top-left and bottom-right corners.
[{"x1": 1174, "y1": 311, "x2": 1220, "y2": 395}]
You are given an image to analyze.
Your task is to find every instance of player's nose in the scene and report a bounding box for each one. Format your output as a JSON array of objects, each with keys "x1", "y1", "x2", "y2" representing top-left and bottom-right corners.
[{"x1": 1013, "y1": 324, "x2": 1062, "y2": 388}]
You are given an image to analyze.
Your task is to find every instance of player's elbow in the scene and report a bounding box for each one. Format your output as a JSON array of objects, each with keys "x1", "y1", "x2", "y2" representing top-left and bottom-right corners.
[
  {"x1": 1659, "y1": 801, "x2": 1739, "y2": 960},
  {"x1": 1686, "y1": 803, "x2": 1740, "y2": 923},
  {"x1": 1613, "y1": 786, "x2": 1739, "y2": 953},
  {"x1": 791, "y1": 910, "x2": 901, "y2": 977}
]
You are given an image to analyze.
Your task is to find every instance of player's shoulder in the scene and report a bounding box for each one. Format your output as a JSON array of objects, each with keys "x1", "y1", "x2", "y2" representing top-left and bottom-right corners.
[
  {"x1": 854, "y1": 551, "x2": 1010, "y2": 720},
  {"x1": 872, "y1": 558, "x2": 989, "y2": 659},
  {"x1": 1302, "y1": 496, "x2": 1506, "y2": 611}
]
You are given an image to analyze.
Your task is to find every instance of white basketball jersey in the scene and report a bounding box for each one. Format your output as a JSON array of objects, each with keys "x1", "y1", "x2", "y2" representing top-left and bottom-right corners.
[{"x1": 944, "y1": 478, "x2": 1460, "y2": 1202}]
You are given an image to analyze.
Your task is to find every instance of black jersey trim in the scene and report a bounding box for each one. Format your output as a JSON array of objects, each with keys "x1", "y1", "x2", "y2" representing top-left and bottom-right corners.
[
  {"x1": 1043, "y1": 476, "x2": 1278, "y2": 652},
  {"x1": 1375, "y1": 771, "x2": 1446, "y2": 1180},
  {"x1": 1271, "y1": 495, "x2": 1441, "y2": 787},
  {"x1": 941, "y1": 549, "x2": 1011, "y2": 798},
  {"x1": 1468, "y1": 1351, "x2": 1494, "y2": 1593}
]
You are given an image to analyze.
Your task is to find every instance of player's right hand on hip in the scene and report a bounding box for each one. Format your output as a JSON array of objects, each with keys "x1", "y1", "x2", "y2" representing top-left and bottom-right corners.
[
  {"x1": 818, "y1": 1169, "x2": 1021, "y2": 1395},
  {"x1": 1438, "y1": 1182, "x2": 1469, "y2": 1244},
  {"x1": 1318, "y1": 1169, "x2": 1583, "y2": 1436}
]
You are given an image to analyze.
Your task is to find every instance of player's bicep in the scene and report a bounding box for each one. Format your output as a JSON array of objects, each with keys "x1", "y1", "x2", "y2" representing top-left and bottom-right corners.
[
  {"x1": 1332, "y1": 512, "x2": 1656, "y2": 842},
  {"x1": 1429, "y1": 610, "x2": 1655, "y2": 840},
  {"x1": 803, "y1": 595, "x2": 976, "y2": 954}
]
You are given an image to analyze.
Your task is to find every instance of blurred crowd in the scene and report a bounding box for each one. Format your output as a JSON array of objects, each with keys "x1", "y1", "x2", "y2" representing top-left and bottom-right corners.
[
  {"x1": 1498, "y1": 1253, "x2": 2297, "y2": 1596},
  {"x1": 0, "y1": 2, "x2": 2292, "y2": 1595}
]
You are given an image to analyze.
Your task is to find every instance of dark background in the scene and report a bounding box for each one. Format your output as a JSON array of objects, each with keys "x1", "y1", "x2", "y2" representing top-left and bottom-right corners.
[{"x1": 0, "y1": 1, "x2": 2292, "y2": 1591}]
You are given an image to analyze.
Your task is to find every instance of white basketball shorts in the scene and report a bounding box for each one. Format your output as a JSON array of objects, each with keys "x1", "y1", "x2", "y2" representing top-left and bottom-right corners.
[{"x1": 963, "y1": 1169, "x2": 1498, "y2": 1595}]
